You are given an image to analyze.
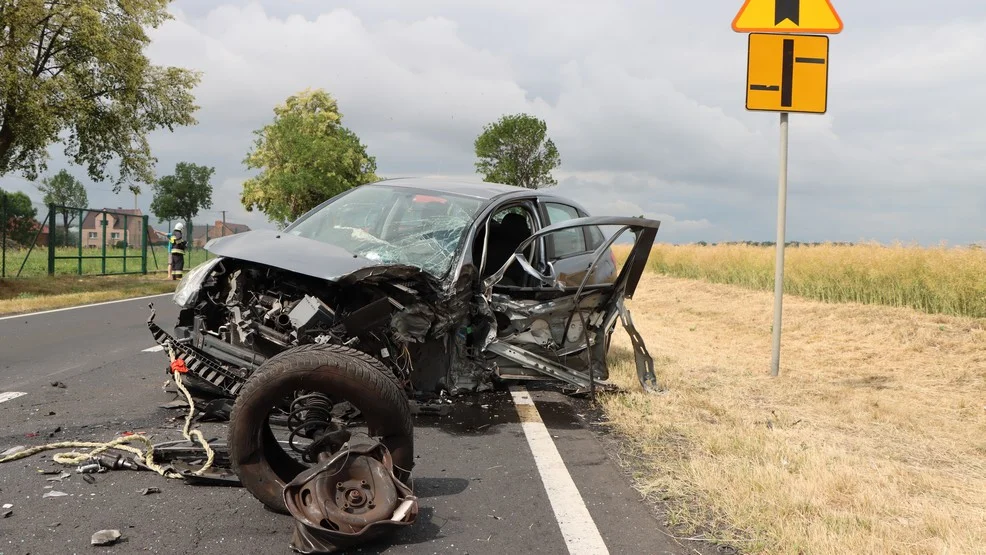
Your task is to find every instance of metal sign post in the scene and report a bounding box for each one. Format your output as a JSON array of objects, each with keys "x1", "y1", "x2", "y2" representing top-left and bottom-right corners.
[
  {"x1": 771, "y1": 112, "x2": 789, "y2": 377},
  {"x1": 732, "y1": 0, "x2": 841, "y2": 376}
]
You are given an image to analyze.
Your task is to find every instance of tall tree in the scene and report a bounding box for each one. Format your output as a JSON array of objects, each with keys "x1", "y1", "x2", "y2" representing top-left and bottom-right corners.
[
  {"x1": 0, "y1": 188, "x2": 38, "y2": 245},
  {"x1": 150, "y1": 162, "x2": 214, "y2": 232},
  {"x1": 0, "y1": 0, "x2": 201, "y2": 192},
  {"x1": 241, "y1": 88, "x2": 378, "y2": 226},
  {"x1": 36, "y1": 169, "x2": 88, "y2": 245},
  {"x1": 474, "y1": 114, "x2": 561, "y2": 189}
]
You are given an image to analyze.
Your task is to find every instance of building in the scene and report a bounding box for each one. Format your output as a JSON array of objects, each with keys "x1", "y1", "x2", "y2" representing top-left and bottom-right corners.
[
  {"x1": 191, "y1": 220, "x2": 251, "y2": 247},
  {"x1": 80, "y1": 208, "x2": 145, "y2": 248}
]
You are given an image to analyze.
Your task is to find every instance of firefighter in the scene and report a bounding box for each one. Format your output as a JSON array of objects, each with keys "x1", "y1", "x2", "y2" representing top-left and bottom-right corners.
[{"x1": 170, "y1": 221, "x2": 187, "y2": 280}]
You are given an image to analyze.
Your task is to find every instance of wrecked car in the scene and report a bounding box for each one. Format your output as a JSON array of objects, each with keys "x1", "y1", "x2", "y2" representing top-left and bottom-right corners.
[{"x1": 147, "y1": 177, "x2": 660, "y2": 551}]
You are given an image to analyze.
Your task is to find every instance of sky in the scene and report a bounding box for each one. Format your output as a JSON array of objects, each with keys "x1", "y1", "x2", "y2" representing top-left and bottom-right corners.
[{"x1": 4, "y1": 0, "x2": 985, "y2": 245}]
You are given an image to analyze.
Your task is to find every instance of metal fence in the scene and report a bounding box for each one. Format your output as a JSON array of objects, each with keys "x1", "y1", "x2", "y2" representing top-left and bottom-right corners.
[{"x1": 1, "y1": 200, "x2": 246, "y2": 279}]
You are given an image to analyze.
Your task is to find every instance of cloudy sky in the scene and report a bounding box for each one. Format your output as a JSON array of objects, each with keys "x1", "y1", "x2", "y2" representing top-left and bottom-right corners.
[{"x1": 6, "y1": 0, "x2": 986, "y2": 244}]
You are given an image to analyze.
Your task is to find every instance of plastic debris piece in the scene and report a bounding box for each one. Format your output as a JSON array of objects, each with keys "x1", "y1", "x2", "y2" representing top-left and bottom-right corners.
[
  {"x1": 82, "y1": 474, "x2": 97, "y2": 484},
  {"x1": 46, "y1": 471, "x2": 71, "y2": 482},
  {"x1": 1, "y1": 445, "x2": 26, "y2": 457},
  {"x1": 91, "y1": 530, "x2": 122, "y2": 546},
  {"x1": 139, "y1": 487, "x2": 161, "y2": 495},
  {"x1": 1, "y1": 510, "x2": 11, "y2": 518},
  {"x1": 42, "y1": 491, "x2": 68, "y2": 498},
  {"x1": 159, "y1": 399, "x2": 190, "y2": 409},
  {"x1": 2, "y1": 503, "x2": 12, "y2": 509}
]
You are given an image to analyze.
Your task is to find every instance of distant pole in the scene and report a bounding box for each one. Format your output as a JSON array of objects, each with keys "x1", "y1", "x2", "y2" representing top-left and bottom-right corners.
[
  {"x1": 221, "y1": 210, "x2": 227, "y2": 237},
  {"x1": 770, "y1": 112, "x2": 790, "y2": 377}
]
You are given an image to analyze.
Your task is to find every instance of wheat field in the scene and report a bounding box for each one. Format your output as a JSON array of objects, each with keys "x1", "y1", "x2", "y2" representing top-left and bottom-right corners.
[
  {"x1": 641, "y1": 243, "x2": 986, "y2": 318},
  {"x1": 601, "y1": 271, "x2": 986, "y2": 554}
]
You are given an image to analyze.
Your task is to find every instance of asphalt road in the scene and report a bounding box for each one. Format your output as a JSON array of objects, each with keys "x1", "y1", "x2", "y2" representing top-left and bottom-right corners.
[{"x1": 0, "y1": 296, "x2": 714, "y2": 555}]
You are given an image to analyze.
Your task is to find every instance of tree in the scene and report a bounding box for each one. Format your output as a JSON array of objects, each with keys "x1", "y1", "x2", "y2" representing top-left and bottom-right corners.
[
  {"x1": 0, "y1": 0, "x2": 201, "y2": 192},
  {"x1": 36, "y1": 169, "x2": 88, "y2": 246},
  {"x1": 0, "y1": 189, "x2": 38, "y2": 245},
  {"x1": 474, "y1": 114, "x2": 561, "y2": 189},
  {"x1": 150, "y1": 162, "x2": 214, "y2": 232},
  {"x1": 241, "y1": 88, "x2": 378, "y2": 226}
]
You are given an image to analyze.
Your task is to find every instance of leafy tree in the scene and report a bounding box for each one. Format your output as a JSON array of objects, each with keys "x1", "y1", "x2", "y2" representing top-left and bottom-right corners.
[
  {"x1": 241, "y1": 88, "x2": 378, "y2": 226},
  {"x1": 0, "y1": 0, "x2": 201, "y2": 192},
  {"x1": 150, "y1": 162, "x2": 214, "y2": 233},
  {"x1": 474, "y1": 114, "x2": 561, "y2": 189},
  {"x1": 0, "y1": 189, "x2": 38, "y2": 245},
  {"x1": 36, "y1": 169, "x2": 88, "y2": 245}
]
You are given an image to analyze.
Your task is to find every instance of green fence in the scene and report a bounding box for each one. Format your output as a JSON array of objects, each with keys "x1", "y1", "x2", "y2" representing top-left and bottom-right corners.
[{"x1": 1, "y1": 202, "x2": 239, "y2": 279}]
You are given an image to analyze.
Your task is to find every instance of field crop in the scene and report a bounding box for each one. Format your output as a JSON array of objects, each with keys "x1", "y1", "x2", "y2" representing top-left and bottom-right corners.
[
  {"x1": 637, "y1": 243, "x2": 986, "y2": 318},
  {"x1": 603, "y1": 273, "x2": 986, "y2": 554}
]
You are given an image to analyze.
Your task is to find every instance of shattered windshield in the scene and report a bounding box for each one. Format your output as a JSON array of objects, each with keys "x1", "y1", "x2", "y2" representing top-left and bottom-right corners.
[{"x1": 286, "y1": 185, "x2": 483, "y2": 277}]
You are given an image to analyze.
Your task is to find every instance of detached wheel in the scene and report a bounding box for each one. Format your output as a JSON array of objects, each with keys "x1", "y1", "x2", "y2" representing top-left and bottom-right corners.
[{"x1": 228, "y1": 344, "x2": 414, "y2": 514}]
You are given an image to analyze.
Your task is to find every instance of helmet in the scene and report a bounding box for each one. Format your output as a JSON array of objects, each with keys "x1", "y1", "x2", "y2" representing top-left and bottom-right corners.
[{"x1": 174, "y1": 222, "x2": 185, "y2": 232}]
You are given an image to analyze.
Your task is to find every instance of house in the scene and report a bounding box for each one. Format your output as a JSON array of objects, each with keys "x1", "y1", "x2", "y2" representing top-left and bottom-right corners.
[
  {"x1": 81, "y1": 208, "x2": 145, "y2": 248},
  {"x1": 191, "y1": 220, "x2": 251, "y2": 247}
]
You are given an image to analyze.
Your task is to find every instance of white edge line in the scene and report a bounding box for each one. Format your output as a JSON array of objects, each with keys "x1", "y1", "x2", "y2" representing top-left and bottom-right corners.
[
  {"x1": 510, "y1": 386, "x2": 609, "y2": 555},
  {"x1": 142, "y1": 345, "x2": 165, "y2": 353},
  {"x1": 0, "y1": 392, "x2": 28, "y2": 404},
  {"x1": 0, "y1": 293, "x2": 172, "y2": 322}
]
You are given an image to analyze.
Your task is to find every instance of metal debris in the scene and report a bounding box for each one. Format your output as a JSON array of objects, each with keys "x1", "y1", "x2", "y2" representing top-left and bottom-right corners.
[
  {"x1": 139, "y1": 487, "x2": 161, "y2": 495},
  {"x1": 42, "y1": 490, "x2": 68, "y2": 498},
  {"x1": 46, "y1": 471, "x2": 71, "y2": 482},
  {"x1": 91, "y1": 529, "x2": 122, "y2": 546},
  {"x1": 1, "y1": 510, "x2": 11, "y2": 518}
]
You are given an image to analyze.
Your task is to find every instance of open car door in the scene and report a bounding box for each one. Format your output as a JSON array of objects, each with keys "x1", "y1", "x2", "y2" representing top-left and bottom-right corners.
[{"x1": 480, "y1": 216, "x2": 662, "y2": 393}]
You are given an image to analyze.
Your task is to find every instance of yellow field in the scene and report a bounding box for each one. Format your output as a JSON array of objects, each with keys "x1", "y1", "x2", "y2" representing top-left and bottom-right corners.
[
  {"x1": 603, "y1": 273, "x2": 986, "y2": 554},
  {"x1": 640, "y1": 243, "x2": 986, "y2": 318}
]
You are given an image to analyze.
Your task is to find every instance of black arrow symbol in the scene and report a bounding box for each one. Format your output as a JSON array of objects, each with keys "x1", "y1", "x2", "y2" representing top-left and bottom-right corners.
[{"x1": 775, "y1": 0, "x2": 800, "y2": 25}]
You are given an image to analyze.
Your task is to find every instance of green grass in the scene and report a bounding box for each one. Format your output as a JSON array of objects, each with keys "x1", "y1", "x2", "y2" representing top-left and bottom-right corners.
[
  {"x1": 1, "y1": 245, "x2": 214, "y2": 278},
  {"x1": 629, "y1": 243, "x2": 986, "y2": 319},
  {"x1": 0, "y1": 274, "x2": 177, "y2": 315}
]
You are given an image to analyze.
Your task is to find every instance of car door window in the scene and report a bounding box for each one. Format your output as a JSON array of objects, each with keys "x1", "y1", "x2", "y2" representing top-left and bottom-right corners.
[{"x1": 544, "y1": 203, "x2": 586, "y2": 258}]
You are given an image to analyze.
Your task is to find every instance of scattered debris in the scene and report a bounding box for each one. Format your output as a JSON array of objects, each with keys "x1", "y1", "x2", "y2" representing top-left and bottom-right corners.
[
  {"x1": 139, "y1": 487, "x2": 161, "y2": 496},
  {"x1": 50, "y1": 381, "x2": 67, "y2": 389},
  {"x1": 42, "y1": 490, "x2": 68, "y2": 498},
  {"x1": 38, "y1": 468, "x2": 61, "y2": 475},
  {"x1": 91, "y1": 529, "x2": 122, "y2": 546},
  {"x1": 159, "y1": 399, "x2": 190, "y2": 410},
  {"x1": 2, "y1": 503, "x2": 12, "y2": 509},
  {"x1": 1, "y1": 510, "x2": 11, "y2": 518},
  {"x1": 196, "y1": 398, "x2": 234, "y2": 422},
  {"x1": 82, "y1": 474, "x2": 97, "y2": 485},
  {"x1": 77, "y1": 461, "x2": 105, "y2": 474},
  {"x1": 1, "y1": 445, "x2": 26, "y2": 457},
  {"x1": 46, "y1": 471, "x2": 71, "y2": 482}
]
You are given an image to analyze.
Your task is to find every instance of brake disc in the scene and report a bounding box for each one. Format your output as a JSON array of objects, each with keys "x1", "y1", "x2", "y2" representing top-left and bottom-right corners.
[{"x1": 283, "y1": 440, "x2": 418, "y2": 554}]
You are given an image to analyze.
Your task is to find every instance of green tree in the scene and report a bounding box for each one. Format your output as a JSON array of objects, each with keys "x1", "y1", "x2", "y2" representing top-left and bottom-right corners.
[
  {"x1": 0, "y1": 0, "x2": 201, "y2": 192},
  {"x1": 36, "y1": 169, "x2": 88, "y2": 245},
  {"x1": 0, "y1": 189, "x2": 38, "y2": 245},
  {"x1": 150, "y1": 162, "x2": 214, "y2": 233},
  {"x1": 474, "y1": 114, "x2": 561, "y2": 189},
  {"x1": 241, "y1": 88, "x2": 378, "y2": 226}
]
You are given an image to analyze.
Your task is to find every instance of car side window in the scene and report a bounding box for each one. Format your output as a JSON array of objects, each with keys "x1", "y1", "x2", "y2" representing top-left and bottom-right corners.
[{"x1": 544, "y1": 203, "x2": 586, "y2": 258}]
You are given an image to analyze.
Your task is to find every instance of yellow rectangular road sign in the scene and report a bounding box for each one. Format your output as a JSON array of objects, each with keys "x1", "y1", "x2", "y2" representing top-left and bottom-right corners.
[{"x1": 746, "y1": 33, "x2": 829, "y2": 114}]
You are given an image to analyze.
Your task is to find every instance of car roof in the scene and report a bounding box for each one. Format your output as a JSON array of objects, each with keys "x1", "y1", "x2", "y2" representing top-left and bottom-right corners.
[{"x1": 370, "y1": 177, "x2": 529, "y2": 201}]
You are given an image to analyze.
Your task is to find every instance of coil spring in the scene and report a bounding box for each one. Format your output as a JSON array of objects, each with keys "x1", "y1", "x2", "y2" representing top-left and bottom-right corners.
[{"x1": 286, "y1": 393, "x2": 334, "y2": 462}]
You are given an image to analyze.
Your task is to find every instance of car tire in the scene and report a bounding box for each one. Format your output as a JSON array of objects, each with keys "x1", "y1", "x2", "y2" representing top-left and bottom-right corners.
[{"x1": 228, "y1": 344, "x2": 414, "y2": 514}]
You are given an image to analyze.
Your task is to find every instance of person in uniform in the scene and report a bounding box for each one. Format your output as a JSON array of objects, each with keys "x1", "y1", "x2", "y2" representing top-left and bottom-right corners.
[{"x1": 170, "y1": 221, "x2": 187, "y2": 280}]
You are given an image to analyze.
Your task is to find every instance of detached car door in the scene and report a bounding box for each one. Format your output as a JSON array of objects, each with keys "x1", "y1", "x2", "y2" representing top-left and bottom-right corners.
[{"x1": 481, "y1": 216, "x2": 663, "y2": 392}]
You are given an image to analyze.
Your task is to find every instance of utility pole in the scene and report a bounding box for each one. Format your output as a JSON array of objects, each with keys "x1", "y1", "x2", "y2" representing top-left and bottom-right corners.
[{"x1": 221, "y1": 210, "x2": 227, "y2": 237}]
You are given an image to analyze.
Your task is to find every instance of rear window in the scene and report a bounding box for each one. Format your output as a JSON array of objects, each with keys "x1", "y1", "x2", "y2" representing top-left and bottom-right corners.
[{"x1": 544, "y1": 203, "x2": 587, "y2": 258}]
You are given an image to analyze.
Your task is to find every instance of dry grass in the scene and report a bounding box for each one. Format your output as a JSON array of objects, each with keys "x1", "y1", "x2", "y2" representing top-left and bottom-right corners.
[
  {"x1": 637, "y1": 243, "x2": 986, "y2": 318},
  {"x1": 602, "y1": 274, "x2": 986, "y2": 554},
  {"x1": 0, "y1": 275, "x2": 176, "y2": 315}
]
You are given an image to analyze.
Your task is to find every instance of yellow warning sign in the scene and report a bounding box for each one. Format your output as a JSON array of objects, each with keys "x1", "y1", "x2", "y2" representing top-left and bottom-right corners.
[
  {"x1": 746, "y1": 33, "x2": 829, "y2": 114},
  {"x1": 733, "y1": 0, "x2": 843, "y2": 34}
]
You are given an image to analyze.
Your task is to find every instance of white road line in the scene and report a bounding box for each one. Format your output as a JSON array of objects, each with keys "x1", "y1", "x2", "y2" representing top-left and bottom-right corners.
[
  {"x1": 142, "y1": 345, "x2": 165, "y2": 353},
  {"x1": 0, "y1": 293, "x2": 172, "y2": 322},
  {"x1": 509, "y1": 386, "x2": 609, "y2": 555},
  {"x1": 0, "y1": 392, "x2": 28, "y2": 404}
]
